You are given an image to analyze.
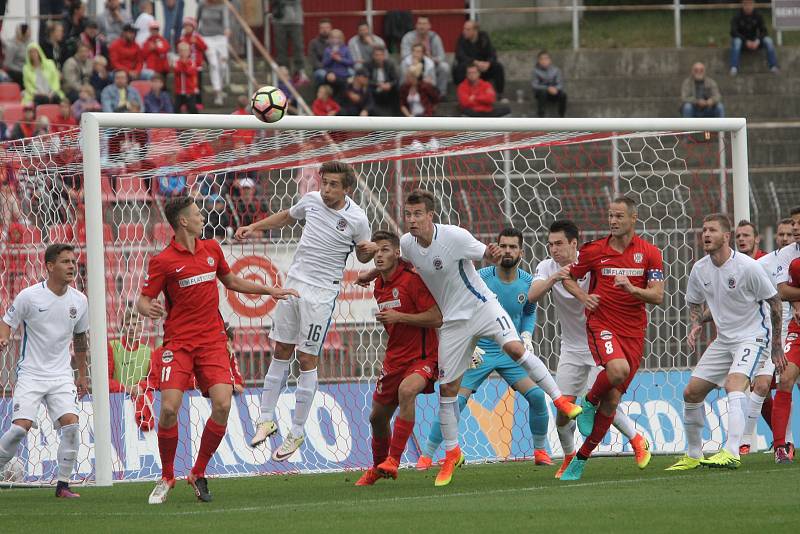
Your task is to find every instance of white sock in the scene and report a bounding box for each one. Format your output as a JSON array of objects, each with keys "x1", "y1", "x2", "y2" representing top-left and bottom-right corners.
[
  {"x1": 557, "y1": 420, "x2": 576, "y2": 455},
  {"x1": 57, "y1": 423, "x2": 79, "y2": 483},
  {"x1": 259, "y1": 358, "x2": 291, "y2": 423},
  {"x1": 439, "y1": 396, "x2": 461, "y2": 451},
  {"x1": 613, "y1": 408, "x2": 637, "y2": 441},
  {"x1": 517, "y1": 350, "x2": 562, "y2": 400},
  {"x1": 684, "y1": 401, "x2": 705, "y2": 459},
  {"x1": 787, "y1": 413, "x2": 794, "y2": 444},
  {"x1": 0, "y1": 424, "x2": 27, "y2": 468},
  {"x1": 741, "y1": 391, "x2": 766, "y2": 446},
  {"x1": 724, "y1": 391, "x2": 747, "y2": 457},
  {"x1": 291, "y1": 368, "x2": 318, "y2": 437}
]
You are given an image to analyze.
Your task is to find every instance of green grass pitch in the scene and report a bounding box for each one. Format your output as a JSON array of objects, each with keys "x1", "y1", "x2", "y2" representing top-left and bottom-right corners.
[{"x1": 2, "y1": 454, "x2": 798, "y2": 533}]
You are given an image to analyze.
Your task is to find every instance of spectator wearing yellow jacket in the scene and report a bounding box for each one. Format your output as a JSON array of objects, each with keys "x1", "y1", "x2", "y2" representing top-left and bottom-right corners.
[{"x1": 22, "y1": 42, "x2": 65, "y2": 105}]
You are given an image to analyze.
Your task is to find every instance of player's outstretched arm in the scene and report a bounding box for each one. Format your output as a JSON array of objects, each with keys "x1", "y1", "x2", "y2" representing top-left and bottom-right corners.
[
  {"x1": 218, "y1": 272, "x2": 300, "y2": 300},
  {"x1": 562, "y1": 276, "x2": 599, "y2": 311},
  {"x1": 614, "y1": 277, "x2": 664, "y2": 305},
  {"x1": 778, "y1": 281, "x2": 800, "y2": 302},
  {"x1": 528, "y1": 266, "x2": 569, "y2": 302},
  {"x1": 356, "y1": 268, "x2": 380, "y2": 287},
  {"x1": 73, "y1": 331, "x2": 90, "y2": 398},
  {"x1": 0, "y1": 320, "x2": 11, "y2": 350},
  {"x1": 768, "y1": 294, "x2": 788, "y2": 374},
  {"x1": 355, "y1": 241, "x2": 379, "y2": 263},
  {"x1": 234, "y1": 209, "x2": 296, "y2": 241},
  {"x1": 376, "y1": 304, "x2": 443, "y2": 328}
]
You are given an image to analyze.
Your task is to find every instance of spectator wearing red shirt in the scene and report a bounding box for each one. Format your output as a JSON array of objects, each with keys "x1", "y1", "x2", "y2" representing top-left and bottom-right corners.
[
  {"x1": 312, "y1": 84, "x2": 340, "y2": 116},
  {"x1": 136, "y1": 196, "x2": 297, "y2": 501},
  {"x1": 399, "y1": 65, "x2": 438, "y2": 117},
  {"x1": 457, "y1": 63, "x2": 510, "y2": 118},
  {"x1": 174, "y1": 41, "x2": 199, "y2": 113},
  {"x1": 179, "y1": 17, "x2": 208, "y2": 104},
  {"x1": 141, "y1": 21, "x2": 170, "y2": 78},
  {"x1": 109, "y1": 23, "x2": 144, "y2": 79},
  {"x1": 52, "y1": 100, "x2": 79, "y2": 133}
]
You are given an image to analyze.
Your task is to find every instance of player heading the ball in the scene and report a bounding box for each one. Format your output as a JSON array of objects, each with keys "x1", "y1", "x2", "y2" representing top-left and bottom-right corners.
[
  {"x1": 235, "y1": 161, "x2": 377, "y2": 461},
  {"x1": 138, "y1": 196, "x2": 297, "y2": 504}
]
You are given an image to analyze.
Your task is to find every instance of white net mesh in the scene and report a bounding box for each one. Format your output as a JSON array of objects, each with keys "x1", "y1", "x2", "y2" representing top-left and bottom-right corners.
[{"x1": 0, "y1": 123, "x2": 742, "y2": 485}]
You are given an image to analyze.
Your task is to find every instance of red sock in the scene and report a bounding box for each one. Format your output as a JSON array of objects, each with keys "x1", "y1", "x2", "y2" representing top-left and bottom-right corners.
[
  {"x1": 372, "y1": 435, "x2": 390, "y2": 467},
  {"x1": 772, "y1": 390, "x2": 792, "y2": 447},
  {"x1": 157, "y1": 423, "x2": 179, "y2": 481},
  {"x1": 191, "y1": 418, "x2": 227, "y2": 478},
  {"x1": 587, "y1": 370, "x2": 613, "y2": 406},
  {"x1": 761, "y1": 392, "x2": 774, "y2": 431},
  {"x1": 388, "y1": 417, "x2": 415, "y2": 462},
  {"x1": 578, "y1": 411, "x2": 615, "y2": 458}
]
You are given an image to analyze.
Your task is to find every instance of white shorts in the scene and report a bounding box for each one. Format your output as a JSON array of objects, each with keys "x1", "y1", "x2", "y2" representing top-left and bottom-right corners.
[
  {"x1": 438, "y1": 299, "x2": 521, "y2": 384},
  {"x1": 692, "y1": 337, "x2": 771, "y2": 388},
  {"x1": 11, "y1": 376, "x2": 78, "y2": 427},
  {"x1": 555, "y1": 347, "x2": 601, "y2": 398},
  {"x1": 269, "y1": 277, "x2": 339, "y2": 356}
]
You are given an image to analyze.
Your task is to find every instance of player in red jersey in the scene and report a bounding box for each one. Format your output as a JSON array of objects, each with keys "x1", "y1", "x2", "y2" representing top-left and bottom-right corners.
[
  {"x1": 137, "y1": 196, "x2": 297, "y2": 504},
  {"x1": 772, "y1": 255, "x2": 800, "y2": 463},
  {"x1": 355, "y1": 230, "x2": 442, "y2": 486},
  {"x1": 559, "y1": 196, "x2": 665, "y2": 480}
]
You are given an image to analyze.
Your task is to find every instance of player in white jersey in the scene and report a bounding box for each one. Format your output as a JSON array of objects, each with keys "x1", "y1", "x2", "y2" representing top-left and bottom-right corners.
[
  {"x1": 529, "y1": 220, "x2": 649, "y2": 478},
  {"x1": 358, "y1": 189, "x2": 581, "y2": 486},
  {"x1": 0, "y1": 244, "x2": 89, "y2": 498},
  {"x1": 234, "y1": 161, "x2": 376, "y2": 460},
  {"x1": 666, "y1": 214, "x2": 785, "y2": 471}
]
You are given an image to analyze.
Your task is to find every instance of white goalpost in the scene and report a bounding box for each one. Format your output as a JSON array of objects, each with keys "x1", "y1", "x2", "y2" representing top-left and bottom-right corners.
[{"x1": 0, "y1": 114, "x2": 752, "y2": 487}]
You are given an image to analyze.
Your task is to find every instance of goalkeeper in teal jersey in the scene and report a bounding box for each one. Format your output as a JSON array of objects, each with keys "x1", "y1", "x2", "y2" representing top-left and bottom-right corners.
[{"x1": 418, "y1": 227, "x2": 553, "y2": 468}]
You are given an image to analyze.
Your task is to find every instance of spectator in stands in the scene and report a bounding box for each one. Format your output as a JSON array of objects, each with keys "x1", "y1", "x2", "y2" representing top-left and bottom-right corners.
[
  {"x1": 91, "y1": 55, "x2": 113, "y2": 97},
  {"x1": 454, "y1": 20, "x2": 505, "y2": 98},
  {"x1": 277, "y1": 66, "x2": 300, "y2": 115},
  {"x1": 179, "y1": 17, "x2": 208, "y2": 105},
  {"x1": 531, "y1": 50, "x2": 567, "y2": 118},
  {"x1": 9, "y1": 104, "x2": 39, "y2": 140},
  {"x1": 157, "y1": 167, "x2": 188, "y2": 197},
  {"x1": 64, "y1": 2, "x2": 89, "y2": 44},
  {"x1": 680, "y1": 62, "x2": 724, "y2": 118},
  {"x1": 322, "y1": 29, "x2": 354, "y2": 94},
  {"x1": 401, "y1": 17, "x2": 450, "y2": 97},
  {"x1": 109, "y1": 23, "x2": 145, "y2": 80},
  {"x1": 271, "y1": 0, "x2": 309, "y2": 86},
  {"x1": 144, "y1": 73, "x2": 174, "y2": 113},
  {"x1": 22, "y1": 43, "x2": 65, "y2": 105},
  {"x1": 735, "y1": 219, "x2": 766, "y2": 258},
  {"x1": 75, "y1": 21, "x2": 109, "y2": 62},
  {"x1": 312, "y1": 84, "x2": 340, "y2": 116},
  {"x1": 62, "y1": 43, "x2": 93, "y2": 102},
  {"x1": 4, "y1": 23, "x2": 31, "y2": 86},
  {"x1": 107, "y1": 309, "x2": 155, "y2": 431},
  {"x1": 52, "y1": 100, "x2": 79, "y2": 132},
  {"x1": 730, "y1": 0, "x2": 778, "y2": 75},
  {"x1": 0, "y1": 156, "x2": 23, "y2": 229},
  {"x1": 41, "y1": 22, "x2": 67, "y2": 70},
  {"x1": 309, "y1": 18, "x2": 332, "y2": 84},
  {"x1": 776, "y1": 217, "x2": 794, "y2": 248},
  {"x1": 141, "y1": 21, "x2": 170, "y2": 78},
  {"x1": 349, "y1": 21, "x2": 386, "y2": 69},
  {"x1": 162, "y1": 0, "x2": 185, "y2": 47},
  {"x1": 98, "y1": 0, "x2": 132, "y2": 42},
  {"x1": 230, "y1": 94, "x2": 256, "y2": 143},
  {"x1": 366, "y1": 46, "x2": 399, "y2": 116},
  {"x1": 204, "y1": 194, "x2": 232, "y2": 239},
  {"x1": 234, "y1": 177, "x2": 269, "y2": 227},
  {"x1": 173, "y1": 41, "x2": 199, "y2": 113},
  {"x1": 101, "y1": 69, "x2": 143, "y2": 112},
  {"x1": 400, "y1": 64, "x2": 438, "y2": 117},
  {"x1": 198, "y1": 0, "x2": 230, "y2": 107},
  {"x1": 338, "y1": 68, "x2": 372, "y2": 116},
  {"x1": 134, "y1": 0, "x2": 156, "y2": 45},
  {"x1": 400, "y1": 43, "x2": 436, "y2": 90},
  {"x1": 71, "y1": 84, "x2": 101, "y2": 120},
  {"x1": 458, "y1": 63, "x2": 510, "y2": 117}
]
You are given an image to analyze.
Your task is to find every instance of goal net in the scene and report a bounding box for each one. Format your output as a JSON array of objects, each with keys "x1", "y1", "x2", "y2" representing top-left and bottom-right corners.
[{"x1": 0, "y1": 115, "x2": 757, "y2": 485}]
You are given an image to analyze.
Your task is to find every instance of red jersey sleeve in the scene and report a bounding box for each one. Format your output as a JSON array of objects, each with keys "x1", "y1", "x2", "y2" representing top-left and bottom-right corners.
[
  {"x1": 570, "y1": 241, "x2": 598, "y2": 280},
  {"x1": 645, "y1": 244, "x2": 665, "y2": 282},
  {"x1": 412, "y1": 274, "x2": 437, "y2": 312},
  {"x1": 107, "y1": 343, "x2": 126, "y2": 393},
  {"x1": 212, "y1": 239, "x2": 231, "y2": 277},
  {"x1": 788, "y1": 257, "x2": 800, "y2": 287},
  {"x1": 141, "y1": 254, "x2": 166, "y2": 299}
]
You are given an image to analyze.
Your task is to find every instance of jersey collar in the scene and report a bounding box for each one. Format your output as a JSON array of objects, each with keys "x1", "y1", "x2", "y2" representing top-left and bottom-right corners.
[{"x1": 170, "y1": 237, "x2": 204, "y2": 255}]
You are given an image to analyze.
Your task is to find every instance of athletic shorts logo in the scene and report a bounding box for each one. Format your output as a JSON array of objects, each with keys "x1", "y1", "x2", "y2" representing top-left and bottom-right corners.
[
  {"x1": 161, "y1": 350, "x2": 174, "y2": 363},
  {"x1": 634, "y1": 253, "x2": 643, "y2": 264},
  {"x1": 392, "y1": 288, "x2": 399, "y2": 298},
  {"x1": 728, "y1": 276, "x2": 736, "y2": 289},
  {"x1": 438, "y1": 368, "x2": 445, "y2": 378},
  {"x1": 8, "y1": 305, "x2": 14, "y2": 313},
  {"x1": 13, "y1": 402, "x2": 19, "y2": 412},
  {"x1": 336, "y1": 218, "x2": 347, "y2": 231},
  {"x1": 423, "y1": 365, "x2": 431, "y2": 375},
  {"x1": 69, "y1": 306, "x2": 77, "y2": 319},
  {"x1": 600, "y1": 330, "x2": 613, "y2": 341},
  {"x1": 788, "y1": 333, "x2": 798, "y2": 341},
  {"x1": 433, "y1": 257, "x2": 443, "y2": 270},
  {"x1": 207, "y1": 256, "x2": 215, "y2": 266},
  {"x1": 517, "y1": 293, "x2": 525, "y2": 303}
]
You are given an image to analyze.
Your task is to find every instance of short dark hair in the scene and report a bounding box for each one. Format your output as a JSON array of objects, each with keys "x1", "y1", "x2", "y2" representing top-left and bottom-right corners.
[
  {"x1": 164, "y1": 196, "x2": 196, "y2": 229},
  {"x1": 411, "y1": 43, "x2": 424, "y2": 52},
  {"x1": 736, "y1": 219, "x2": 758, "y2": 236},
  {"x1": 703, "y1": 213, "x2": 732, "y2": 233},
  {"x1": 405, "y1": 188, "x2": 436, "y2": 212},
  {"x1": 45, "y1": 243, "x2": 75, "y2": 265},
  {"x1": 611, "y1": 196, "x2": 637, "y2": 215},
  {"x1": 549, "y1": 219, "x2": 580, "y2": 243},
  {"x1": 497, "y1": 227, "x2": 523, "y2": 247},
  {"x1": 466, "y1": 62, "x2": 479, "y2": 71},
  {"x1": 372, "y1": 230, "x2": 400, "y2": 248},
  {"x1": 790, "y1": 206, "x2": 800, "y2": 217},
  {"x1": 778, "y1": 217, "x2": 794, "y2": 227},
  {"x1": 538, "y1": 49, "x2": 549, "y2": 59},
  {"x1": 320, "y1": 160, "x2": 356, "y2": 189},
  {"x1": 319, "y1": 18, "x2": 332, "y2": 25},
  {"x1": 357, "y1": 20, "x2": 369, "y2": 28}
]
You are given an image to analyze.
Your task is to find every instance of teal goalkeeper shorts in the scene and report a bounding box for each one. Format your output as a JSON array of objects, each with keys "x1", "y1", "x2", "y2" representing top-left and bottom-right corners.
[{"x1": 461, "y1": 351, "x2": 528, "y2": 392}]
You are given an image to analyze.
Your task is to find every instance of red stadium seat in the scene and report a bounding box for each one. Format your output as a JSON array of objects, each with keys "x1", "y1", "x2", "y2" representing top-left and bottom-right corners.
[
  {"x1": 49, "y1": 224, "x2": 74, "y2": 243},
  {"x1": 74, "y1": 223, "x2": 113, "y2": 243},
  {"x1": 2, "y1": 103, "x2": 24, "y2": 125},
  {"x1": 0, "y1": 82, "x2": 21, "y2": 103},
  {"x1": 117, "y1": 223, "x2": 148, "y2": 243},
  {"x1": 152, "y1": 222, "x2": 172, "y2": 244},
  {"x1": 6, "y1": 223, "x2": 42, "y2": 244},
  {"x1": 131, "y1": 80, "x2": 151, "y2": 99},
  {"x1": 35, "y1": 103, "x2": 61, "y2": 124},
  {"x1": 115, "y1": 175, "x2": 151, "y2": 201}
]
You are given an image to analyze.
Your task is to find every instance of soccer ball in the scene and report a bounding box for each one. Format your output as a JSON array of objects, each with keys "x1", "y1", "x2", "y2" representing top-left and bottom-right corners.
[
  {"x1": 251, "y1": 85, "x2": 288, "y2": 123},
  {"x1": 2, "y1": 456, "x2": 25, "y2": 483}
]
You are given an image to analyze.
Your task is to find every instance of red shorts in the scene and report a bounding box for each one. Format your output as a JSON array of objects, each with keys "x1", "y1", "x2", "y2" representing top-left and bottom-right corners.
[
  {"x1": 586, "y1": 325, "x2": 644, "y2": 393},
  {"x1": 785, "y1": 332, "x2": 800, "y2": 368},
  {"x1": 160, "y1": 342, "x2": 234, "y2": 396},
  {"x1": 373, "y1": 358, "x2": 437, "y2": 406}
]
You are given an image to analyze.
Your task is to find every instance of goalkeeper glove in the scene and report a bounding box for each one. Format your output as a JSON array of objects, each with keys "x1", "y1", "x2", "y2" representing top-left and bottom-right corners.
[
  {"x1": 470, "y1": 346, "x2": 485, "y2": 369},
  {"x1": 521, "y1": 331, "x2": 534, "y2": 354}
]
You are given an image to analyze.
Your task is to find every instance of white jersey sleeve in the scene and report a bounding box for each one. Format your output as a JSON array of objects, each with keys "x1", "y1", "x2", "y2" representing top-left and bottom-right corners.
[
  {"x1": 288, "y1": 193, "x2": 311, "y2": 220},
  {"x1": 74, "y1": 295, "x2": 89, "y2": 334},
  {"x1": 533, "y1": 260, "x2": 549, "y2": 282},
  {"x1": 685, "y1": 265, "x2": 705, "y2": 305},
  {"x1": 452, "y1": 226, "x2": 486, "y2": 261},
  {"x1": 354, "y1": 215, "x2": 371, "y2": 244},
  {"x1": 2, "y1": 290, "x2": 30, "y2": 330},
  {"x1": 775, "y1": 243, "x2": 800, "y2": 285},
  {"x1": 747, "y1": 259, "x2": 778, "y2": 301}
]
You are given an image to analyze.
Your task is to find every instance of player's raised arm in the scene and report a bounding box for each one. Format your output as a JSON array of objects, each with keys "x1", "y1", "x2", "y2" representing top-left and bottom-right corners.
[
  {"x1": 614, "y1": 247, "x2": 665, "y2": 305},
  {"x1": 778, "y1": 281, "x2": 800, "y2": 302},
  {"x1": 529, "y1": 264, "x2": 569, "y2": 302},
  {"x1": 234, "y1": 209, "x2": 296, "y2": 240},
  {"x1": 218, "y1": 272, "x2": 299, "y2": 300}
]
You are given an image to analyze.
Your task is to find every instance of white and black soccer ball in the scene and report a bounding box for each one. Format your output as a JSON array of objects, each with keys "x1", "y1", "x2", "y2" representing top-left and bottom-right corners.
[
  {"x1": 251, "y1": 85, "x2": 288, "y2": 123},
  {"x1": 2, "y1": 456, "x2": 25, "y2": 483}
]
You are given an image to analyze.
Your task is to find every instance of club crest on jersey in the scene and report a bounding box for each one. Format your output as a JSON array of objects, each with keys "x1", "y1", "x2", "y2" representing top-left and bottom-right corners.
[
  {"x1": 727, "y1": 276, "x2": 736, "y2": 289},
  {"x1": 207, "y1": 256, "x2": 215, "y2": 266},
  {"x1": 788, "y1": 333, "x2": 798, "y2": 341},
  {"x1": 517, "y1": 293, "x2": 526, "y2": 303},
  {"x1": 69, "y1": 306, "x2": 77, "y2": 319},
  {"x1": 161, "y1": 350, "x2": 174, "y2": 363},
  {"x1": 392, "y1": 288, "x2": 399, "y2": 298},
  {"x1": 433, "y1": 257, "x2": 443, "y2": 270},
  {"x1": 634, "y1": 253, "x2": 644, "y2": 264},
  {"x1": 336, "y1": 218, "x2": 347, "y2": 231},
  {"x1": 600, "y1": 330, "x2": 613, "y2": 341}
]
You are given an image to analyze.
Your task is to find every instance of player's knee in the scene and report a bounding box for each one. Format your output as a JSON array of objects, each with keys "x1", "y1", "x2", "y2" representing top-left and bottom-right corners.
[
  {"x1": 683, "y1": 386, "x2": 703, "y2": 403},
  {"x1": 58, "y1": 413, "x2": 79, "y2": 427},
  {"x1": 440, "y1": 382, "x2": 459, "y2": 397},
  {"x1": 505, "y1": 341, "x2": 526, "y2": 359},
  {"x1": 297, "y1": 354, "x2": 319, "y2": 372},
  {"x1": 606, "y1": 363, "x2": 629, "y2": 385},
  {"x1": 160, "y1": 403, "x2": 180, "y2": 423},
  {"x1": 369, "y1": 408, "x2": 388, "y2": 428},
  {"x1": 752, "y1": 380, "x2": 770, "y2": 396},
  {"x1": 398, "y1": 382, "x2": 421, "y2": 406}
]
